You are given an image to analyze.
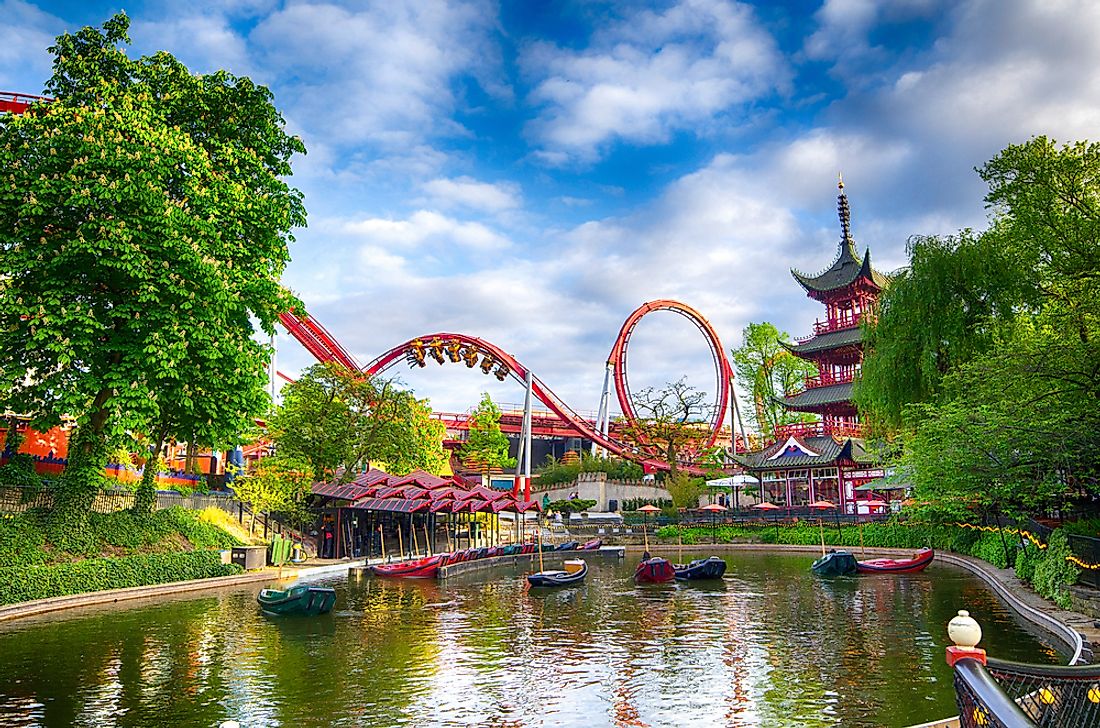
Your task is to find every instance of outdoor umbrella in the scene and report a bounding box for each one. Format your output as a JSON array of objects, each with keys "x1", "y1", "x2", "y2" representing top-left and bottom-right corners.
[
  {"x1": 807, "y1": 500, "x2": 837, "y2": 556},
  {"x1": 700, "y1": 502, "x2": 726, "y2": 545},
  {"x1": 752, "y1": 501, "x2": 783, "y2": 541},
  {"x1": 637, "y1": 504, "x2": 661, "y2": 552}
]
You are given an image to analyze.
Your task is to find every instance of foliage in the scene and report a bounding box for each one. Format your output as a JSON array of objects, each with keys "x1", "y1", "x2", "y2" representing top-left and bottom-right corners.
[
  {"x1": 0, "y1": 13, "x2": 305, "y2": 519},
  {"x1": 732, "y1": 322, "x2": 818, "y2": 435},
  {"x1": 858, "y1": 137, "x2": 1100, "y2": 517},
  {"x1": 0, "y1": 550, "x2": 242, "y2": 605},
  {"x1": 1061, "y1": 519, "x2": 1100, "y2": 537},
  {"x1": 621, "y1": 498, "x2": 673, "y2": 515},
  {"x1": 665, "y1": 471, "x2": 705, "y2": 510},
  {"x1": 0, "y1": 506, "x2": 240, "y2": 567},
  {"x1": 620, "y1": 377, "x2": 710, "y2": 475},
  {"x1": 535, "y1": 453, "x2": 644, "y2": 487},
  {"x1": 459, "y1": 393, "x2": 515, "y2": 477},
  {"x1": 547, "y1": 499, "x2": 597, "y2": 516},
  {"x1": 231, "y1": 456, "x2": 312, "y2": 534},
  {"x1": 269, "y1": 363, "x2": 447, "y2": 482},
  {"x1": 1030, "y1": 531, "x2": 1080, "y2": 609}
]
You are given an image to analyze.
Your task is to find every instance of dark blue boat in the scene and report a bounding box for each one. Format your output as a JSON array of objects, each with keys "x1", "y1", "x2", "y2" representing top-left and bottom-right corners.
[
  {"x1": 674, "y1": 556, "x2": 727, "y2": 580},
  {"x1": 527, "y1": 559, "x2": 587, "y2": 588},
  {"x1": 811, "y1": 550, "x2": 858, "y2": 576},
  {"x1": 556, "y1": 541, "x2": 579, "y2": 551}
]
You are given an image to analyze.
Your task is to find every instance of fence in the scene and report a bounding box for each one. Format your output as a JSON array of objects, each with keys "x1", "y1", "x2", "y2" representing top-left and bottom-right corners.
[{"x1": 1068, "y1": 534, "x2": 1100, "y2": 589}]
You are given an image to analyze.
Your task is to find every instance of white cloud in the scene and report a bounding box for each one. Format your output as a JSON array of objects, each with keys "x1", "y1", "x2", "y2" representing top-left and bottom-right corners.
[
  {"x1": 523, "y1": 0, "x2": 789, "y2": 163},
  {"x1": 0, "y1": 0, "x2": 63, "y2": 93},
  {"x1": 339, "y1": 210, "x2": 511, "y2": 252},
  {"x1": 422, "y1": 176, "x2": 521, "y2": 213},
  {"x1": 248, "y1": 0, "x2": 503, "y2": 147}
]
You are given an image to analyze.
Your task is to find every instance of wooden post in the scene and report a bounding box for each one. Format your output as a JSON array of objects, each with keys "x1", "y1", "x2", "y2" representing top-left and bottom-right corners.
[
  {"x1": 537, "y1": 514, "x2": 544, "y2": 573},
  {"x1": 411, "y1": 515, "x2": 420, "y2": 556},
  {"x1": 819, "y1": 517, "x2": 826, "y2": 556},
  {"x1": 397, "y1": 521, "x2": 404, "y2": 560},
  {"x1": 379, "y1": 524, "x2": 386, "y2": 561},
  {"x1": 859, "y1": 518, "x2": 866, "y2": 556},
  {"x1": 424, "y1": 522, "x2": 432, "y2": 556}
]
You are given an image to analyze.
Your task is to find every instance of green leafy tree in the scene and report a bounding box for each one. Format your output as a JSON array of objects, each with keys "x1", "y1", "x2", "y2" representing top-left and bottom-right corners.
[
  {"x1": 620, "y1": 377, "x2": 710, "y2": 475},
  {"x1": 665, "y1": 471, "x2": 705, "y2": 510},
  {"x1": 732, "y1": 322, "x2": 818, "y2": 436},
  {"x1": 864, "y1": 137, "x2": 1100, "y2": 518},
  {"x1": 459, "y1": 393, "x2": 515, "y2": 479},
  {"x1": 0, "y1": 14, "x2": 305, "y2": 521},
  {"x1": 232, "y1": 456, "x2": 312, "y2": 535},
  {"x1": 269, "y1": 363, "x2": 447, "y2": 482}
]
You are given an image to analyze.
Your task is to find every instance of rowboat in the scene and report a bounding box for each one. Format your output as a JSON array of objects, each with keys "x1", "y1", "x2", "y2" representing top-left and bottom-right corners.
[
  {"x1": 369, "y1": 554, "x2": 444, "y2": 579},
  {"x1": 556, "y1": 541, "x2": 579, "y2": 551},
  {"x1": 257, "y1": 584, "x2": 336, "y2": 616},
  {"x1": 857, "y1": 548, "x2": 934, "y2": 574},
  {"x1": 527, "y1": 559, "x2": 588, "y2": 588},
  {"x1": 634, "y1": 557, "x2": 675, "y2": 584},
  {"x1": 811, "y1": 550, "x2": 858, "y2": 576},
  {"x1": 578, "y1": 538, "x2": 602, "y2": 550},
  {"x1": 674, "y1": 556, "x2": 727, "y2": 581}
]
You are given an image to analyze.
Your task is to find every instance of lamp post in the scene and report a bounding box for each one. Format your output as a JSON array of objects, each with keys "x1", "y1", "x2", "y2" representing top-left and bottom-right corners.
[{"x1": 637, "y1": 504, "x2": 660, "y2": 554}]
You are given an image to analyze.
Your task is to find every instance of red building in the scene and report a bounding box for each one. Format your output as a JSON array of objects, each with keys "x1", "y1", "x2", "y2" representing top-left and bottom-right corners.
[{"x1": 737, "y1": 181, "x2": 888, "y2": 514}]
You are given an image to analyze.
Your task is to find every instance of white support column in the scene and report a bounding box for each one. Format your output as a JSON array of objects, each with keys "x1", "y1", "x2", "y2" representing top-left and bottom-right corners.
[
  {"x1": 522, "y1": 369, "x2": 533, "y2": 502},
  {"x1": 591, "y1": 363, "x2": 613, "y2": 457},
  {"x1": 268, "y1": 332, "x2": 279, "y2": 406},
  {"x1": 729, "y1": 374, "x2": 748, "y2": 456}
]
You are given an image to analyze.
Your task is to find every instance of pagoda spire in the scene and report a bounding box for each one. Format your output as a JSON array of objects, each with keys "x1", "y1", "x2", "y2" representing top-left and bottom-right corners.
[{"x1": 837, "y1": 173, "x2": 853, "y2": 247}]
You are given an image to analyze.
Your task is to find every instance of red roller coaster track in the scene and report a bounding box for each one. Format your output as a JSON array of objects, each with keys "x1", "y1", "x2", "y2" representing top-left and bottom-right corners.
[{"x1": 278, "y1": 302, "x2": 734, "y2": 472}]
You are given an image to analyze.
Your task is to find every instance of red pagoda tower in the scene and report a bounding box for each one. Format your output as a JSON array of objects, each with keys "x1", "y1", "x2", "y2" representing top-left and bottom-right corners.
[{"x1": 779, "y1": 178, "x2": 887, "y2": 434}]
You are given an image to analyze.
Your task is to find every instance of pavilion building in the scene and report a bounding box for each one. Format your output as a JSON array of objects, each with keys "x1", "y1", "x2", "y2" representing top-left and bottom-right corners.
[{"x1": 736, "y1": 180, "x2": 888, "y2": 513}]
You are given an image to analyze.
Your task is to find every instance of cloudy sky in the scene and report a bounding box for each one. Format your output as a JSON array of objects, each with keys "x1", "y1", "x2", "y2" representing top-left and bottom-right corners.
[{"x1": 4, "y1": 0, "x2": 1100, "y2": 419}]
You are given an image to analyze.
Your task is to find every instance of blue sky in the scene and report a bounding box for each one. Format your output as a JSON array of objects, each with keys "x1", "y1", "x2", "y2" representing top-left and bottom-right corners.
[{"x1": 4, "y1": 0, "x2": 1100, "y2": 420}]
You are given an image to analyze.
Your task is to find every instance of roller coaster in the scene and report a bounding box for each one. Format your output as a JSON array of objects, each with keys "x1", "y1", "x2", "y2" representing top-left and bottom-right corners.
[
  {"x1": 277, "y1": 299, "x2": 741, "y2": 475},
  {"x1": 2, "y1": 89, "x2": 741, "y2": 477}
]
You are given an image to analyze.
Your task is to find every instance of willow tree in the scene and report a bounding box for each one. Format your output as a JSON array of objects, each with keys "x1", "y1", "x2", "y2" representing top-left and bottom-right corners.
[{"x1": 0, "y1": 14, "x2": 305, "y2": 521}]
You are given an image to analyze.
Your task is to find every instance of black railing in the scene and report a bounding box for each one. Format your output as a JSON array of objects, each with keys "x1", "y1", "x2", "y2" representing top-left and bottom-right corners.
[
  {"x1": 1067, "y1": 534, "x2": 1100, "y2": 589},
  {"x1": 954, "y1": 659, "x2": 1036, "y2": 727},
  {"x1": 985, "y1": 657, "x2": 1100, "y2": 726}
]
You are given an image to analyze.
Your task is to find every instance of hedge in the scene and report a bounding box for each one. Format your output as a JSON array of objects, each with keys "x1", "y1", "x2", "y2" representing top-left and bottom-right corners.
[{"x1": 0, "y1": 550, "x2": 243, "y2": 605}]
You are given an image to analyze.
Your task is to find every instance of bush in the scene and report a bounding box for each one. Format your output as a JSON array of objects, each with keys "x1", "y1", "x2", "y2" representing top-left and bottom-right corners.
[
  {"x1": 548, "y1": 499, "x2": 597, "y2": 516},
  {"x1": 1031, "y1": 531, "x2": 1080, "y2": 609},
  {"x1": 0, "y1": 550, "x2": 243, "y2": 605},
  {"x1": 0, "y1": 512, "x2": 50, "y2": 566},
  {"x1": 1014, "y1": 542, "x2": 1041, "y2": 583}
]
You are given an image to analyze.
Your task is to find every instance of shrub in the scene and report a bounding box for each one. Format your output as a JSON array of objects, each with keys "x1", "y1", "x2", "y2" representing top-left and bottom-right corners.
[
  {"x1": 1014, "y1": 541, "x2": 1041, "y2": 583},
  {"x1": 0, "y1": 550, "x2": 243, "y2": 605},
  {"x1": 1031, "y1": 531, "x2": 1080, "y2": 609},
  {"x1": 0, "y1": 512, "x2": 50, "y2": 566}
]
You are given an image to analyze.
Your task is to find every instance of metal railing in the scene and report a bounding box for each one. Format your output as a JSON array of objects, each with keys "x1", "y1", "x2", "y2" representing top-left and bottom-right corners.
[
  {"x1": 983, "y1": 657, "x2": 1100, "y2": 726},
  {"x1": 954, "y1": 659, "x2": 1036, "y2": 727},
  {"x1": 1067, "y1": 534, "x2": 1100, "y2": 589}
]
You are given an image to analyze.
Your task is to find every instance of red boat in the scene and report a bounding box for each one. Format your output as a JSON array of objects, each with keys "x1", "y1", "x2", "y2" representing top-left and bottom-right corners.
[
  {"x1": 370, "y1": 554, "x2": 444, "y2": 579},
  {"x1": 634, "y1": 557, "x2": 675, "y2": 584},
  {"x1": 578, "y1": 538, "x2": 602, "y2": 550},
  {"x1": 856, "y1": 548, "x2": 935, "y2": 574}
]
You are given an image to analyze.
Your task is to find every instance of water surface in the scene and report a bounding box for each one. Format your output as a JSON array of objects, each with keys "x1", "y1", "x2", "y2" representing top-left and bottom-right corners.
[{"x1": 0, "y1": 551, "x2": 1062, "y2": 727}]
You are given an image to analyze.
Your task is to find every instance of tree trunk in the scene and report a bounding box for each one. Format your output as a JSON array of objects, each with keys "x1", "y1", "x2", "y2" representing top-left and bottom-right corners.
[{"x1": 133, "y1": 423, "x2": 169, "y2": 517}]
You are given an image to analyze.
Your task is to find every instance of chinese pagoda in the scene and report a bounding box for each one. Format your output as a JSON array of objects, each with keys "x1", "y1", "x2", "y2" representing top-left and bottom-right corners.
[
  {"x1": 780, "y1": 177, "x2": 887, "y2": 430},
  {"x1": 735, "y1": 180, "x2": 888, "y2": 513}
]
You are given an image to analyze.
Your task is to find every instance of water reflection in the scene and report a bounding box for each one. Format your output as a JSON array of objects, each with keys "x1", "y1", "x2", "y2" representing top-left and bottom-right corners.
[{"x1": 0, "y1": 553, "x2": 1062, "y2": 727}]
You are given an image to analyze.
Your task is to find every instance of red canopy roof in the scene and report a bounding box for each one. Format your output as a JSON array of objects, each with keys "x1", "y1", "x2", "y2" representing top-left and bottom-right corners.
[
  {"x1": 429, "y1": 498, "x2": 456, "y2": 513},
  {"x1": 312, "y1": 482, "x2": 374, "y2": 501},
  {"x1": 349, "y1": 498, "x2": 430, "y2": 513}
]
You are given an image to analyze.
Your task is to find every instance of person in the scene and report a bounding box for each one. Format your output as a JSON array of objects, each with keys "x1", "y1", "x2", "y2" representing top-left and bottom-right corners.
[{"x1": 542, "y1": 493, "x2": 550, "y2": 511}]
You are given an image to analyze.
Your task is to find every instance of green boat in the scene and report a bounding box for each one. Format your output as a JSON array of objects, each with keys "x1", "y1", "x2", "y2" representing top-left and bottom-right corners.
[
  {"x1": 810, "y1": 550, "x2": 858, "y2": 577},
  {"x1": 257, "y1": 584, "x2": 337, "y2": 616}
]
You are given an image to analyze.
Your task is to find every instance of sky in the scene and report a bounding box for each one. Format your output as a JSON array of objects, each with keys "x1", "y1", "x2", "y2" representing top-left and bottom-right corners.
[{"x1": 4, "y1": 0, "x2": 1100, "y2": 420}]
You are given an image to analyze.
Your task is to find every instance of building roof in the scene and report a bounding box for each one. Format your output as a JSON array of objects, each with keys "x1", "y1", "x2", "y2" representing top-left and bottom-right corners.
[
  {"x1": 782, "y1": 326, "x2": 863, "y2": 356},
  {"x1": 310, "y1": 466, "x2": 541, "y2": 513},
  {"x1": 791, "y1": 184, "x2": 888, "y2": 295},
  {"x1": 735, "y1": 435, "x2": 876, "y2": 471},
  {"x1": 779, "y1": 381, "x2": 854, "y2": 411}
]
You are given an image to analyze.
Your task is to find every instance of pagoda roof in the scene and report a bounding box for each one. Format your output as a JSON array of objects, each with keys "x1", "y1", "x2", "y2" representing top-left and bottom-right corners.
[
  {"x1": 735, "y1": 434, "x2": 877, "y2": 471},
  {"x1": 779, "y1": 381, "x2": 854, "y2": 411},
  {"x1": 791, "y1": 182, "x2": 888, "y2": 295},
  {"x1": 782, "y1": 327, "x2": 863, "y2": 356}
]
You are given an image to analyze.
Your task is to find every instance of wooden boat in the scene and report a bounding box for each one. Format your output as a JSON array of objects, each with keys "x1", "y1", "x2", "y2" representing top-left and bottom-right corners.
[
  {"x1": 811, "y1": 550, "x2": 858, "y2": 576},
  {"x1": 674, "y1": 556, "x2": 727, "y2": 581},
  {"x1": 578, "y1": 538, "x2": 602, "y2": 550},
  {"x1": 856, "y1": 548, "x2": 934, "y2": 574},
  {"x1": 257, "y1": 584, "x2": 336, "y2": 616},
  {"x1": 369, "y1": 554, "x2": 444, "y2": 579},
  {"x1": 634, "y1": 557, "x2": 675, "y2": 584},
  {"x1": 527, "y1": 559, "x2": 588, "y2": 588},
  {"x1": 556, "y1": 541, "x2": 579, "y2": 551}
]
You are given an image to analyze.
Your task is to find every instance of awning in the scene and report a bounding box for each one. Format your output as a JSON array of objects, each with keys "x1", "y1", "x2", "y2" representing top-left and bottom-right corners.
[
  {"x1": 312, "y1": 482, "x2": 374, "y2": 501},
  {"x1": 349, "y1": 498, "x2": 430, "y2": 513},
  {"x1": 429, "y1": 498, "x2": 456, "y2": 513}
]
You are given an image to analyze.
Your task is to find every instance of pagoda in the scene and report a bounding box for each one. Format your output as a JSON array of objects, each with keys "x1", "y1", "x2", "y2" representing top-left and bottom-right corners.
[
  {"x1": 780, "y1": 178, "x2": 887, "y2": 433},
  {"x1": 734, "y1": 180, "x2": 889, "y2": 514}
]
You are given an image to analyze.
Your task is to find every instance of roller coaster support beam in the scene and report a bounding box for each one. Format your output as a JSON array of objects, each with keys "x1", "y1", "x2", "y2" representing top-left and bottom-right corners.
[
  {"x1": 268, "y1": 333, "x2": 279, "y2": 405},
  {"x1": 591, "y1": 363, "x2": 613, "y2": 458},
  {"x1": 513, "y1": 370, "x2": 534, "y2": 499}
]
